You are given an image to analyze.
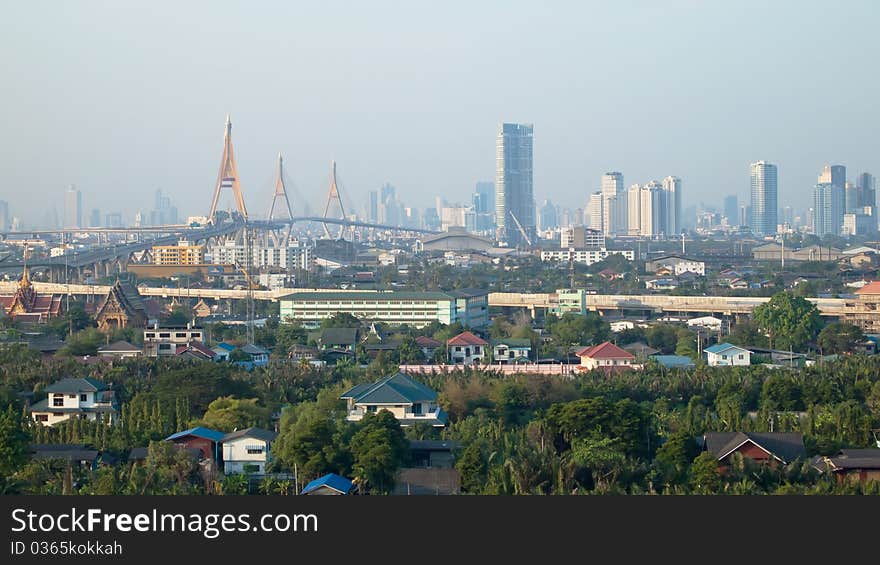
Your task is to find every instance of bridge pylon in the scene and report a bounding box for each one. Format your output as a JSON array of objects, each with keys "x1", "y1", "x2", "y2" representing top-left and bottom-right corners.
[
  {"x1": 266, "y1": 152, "x2": 295, "y2": 247},
  {"x1": 321, "y1": 160, "x2": 347, "y2": 239},
  {"x1": 207, "y1": 115, "x2": 248, "y2": 224}
]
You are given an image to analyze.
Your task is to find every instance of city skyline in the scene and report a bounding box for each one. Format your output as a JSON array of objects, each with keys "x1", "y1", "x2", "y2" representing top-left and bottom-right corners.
[{"x1": 2, "y1": 2, "x2": 879, "y2": 227}]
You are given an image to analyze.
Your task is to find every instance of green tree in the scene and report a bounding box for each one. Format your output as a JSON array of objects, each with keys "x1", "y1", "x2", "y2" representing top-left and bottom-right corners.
[
  {"x1": 817, "y1": 322, "x2": 865, "y2": 355},
  {"x1": 165, "y1": 307, "x2": 191, "y2": 326},
  {"x1": 688, "y1": 452, "x2": 722, "y2": 493},
  {"x1": 321, "y1": 313, "x2": 361, "y2": 330},
  {"x1": 0, "y1": 406, "x2": 30, "y2": 477},
  {"x1": 654, "y1": 431, "x2": 699, "y2": 486},
  {"x1": 456, "y1": 442, "x2": 487, "y2": 493},
  {"x1": 752, "y1": 291, "x2": 822, "y2": 351},
  {"x1": 196, "y1": 397, "x2": 271, "y2": 432},
  {"x1": 350, "y1": 410, "x2": 409, "y2": 494}
]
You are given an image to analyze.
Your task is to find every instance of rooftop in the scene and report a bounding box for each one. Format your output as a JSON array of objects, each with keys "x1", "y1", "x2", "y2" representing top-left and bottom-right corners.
[
  {"x1": 576, "y1": 341, "x2": 635, "y2": 360},
  {"x1": 341, "y1": 372, "x2": 438, "y2": 405}
]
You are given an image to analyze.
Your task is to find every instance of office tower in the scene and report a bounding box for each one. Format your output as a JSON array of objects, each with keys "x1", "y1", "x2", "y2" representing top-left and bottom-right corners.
[
  {"x1": 845, "y1": 181, "x2": 859, "y2": 214},
  {"x1": 0, "y1": 200, "x2": 8, "y2": 231},
  {"x1": 475, "y1": 182, "x2": 493, "y2": 213},
  {"x1": 539, "y1": 199, "x2": 558, "y2": 231},
  {"x1": 368, "y1": 190, "x2": 378, "y2": 223},
  {"x1": 782, "y1": 206, "x2": 794, "y2": 225},
  {"x1": 89, "y1": 208, "x2": 101, "y2": 228},
  {"x1": 105, "y1": 212, "x2": 123, "y2": 228},
  {"x1": 749, "y1": 161, "x2": 777, "y2": 236},
  {"x1": 381, "y1": 183, "x2": 396, "y2": 205},
  {"x1": 65, "y1": 184, "x2": 82, "y2": 228},
  {"x1": 601, "y1": 172, "x2": 624, "y2": 235},
  {"x1": 495, "y1": 123, "x2": 535, "y2": 246},
  {"x1": 638, "y1": 181, "x2": 665, "y2": 237},
  {"x1": 662, "y1": 176, "x2": 681, "y2": 236},
  {"x1": 627, "y1": 184, "x2": 642, "y2": 235},
  {"x1": 588, "y1": 192, "x2": 603, "y2": 231},
  {"x1": 723, "y1": 195, "x2": 738, "y2": 225},
  {"x1": 818, "y1": 164, "x2": 846, "y2": 188},
  {"x1": 858, "y1": 173, "x2": 875, "y2": 208},
  {"x1": 813, "y1": 182, "x2": 844, "y2": 236}
]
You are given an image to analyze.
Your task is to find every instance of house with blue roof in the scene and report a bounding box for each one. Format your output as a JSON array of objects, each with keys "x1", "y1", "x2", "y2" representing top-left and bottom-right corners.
[
  {"x1": 301, "y1": 473, "x2": 354, "y2": 495},
  {"x1": 704, "y1": 343, "x2": 751, "y2": 366},
  {"x1": 340, "y1": 372, "x2": 447, "y2": 427},
  {"x1": 164, "y1": 427, "x2": 225, "y2": 468}
]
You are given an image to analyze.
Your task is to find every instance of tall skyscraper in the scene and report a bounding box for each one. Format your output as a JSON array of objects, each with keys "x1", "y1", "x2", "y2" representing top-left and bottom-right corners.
[
  {"x1": 627, "y1": 184, "x2": 642, "y2": 235},
  {"x1": 858, "y1": 172, "x2": 876, "y2": 208},
  {"x1": 65, "y1": 184, "x2": 82, "y2": 228},
  {"x1": 538, "y1": 199, "x2": 558, "y2": 231},
  {"x1": 474, "y1": 182, "x2": 493, "y2": 214},
  {"x1": 662, "y1": 176, "x2": 681, "y2": 236},
  {"x1": 495, "y1": 123, "x2": 535, "y2": 246},
  {"x1": 723, "y1": 195, "x2": 739, "y2": 226},
  {"x1": 380, "y1": 183, "x2": 396, "y2": 205},
  {"x1": 812, "y1": 164, "x2": 845, "y2": 237},
  {"x1": 813, "y1": 182, "x2": 844, "y2": 236},
  {"x1": 368, "y1": 190, "x2": 378, "y2": 223},
  {"x1": 588, "y1": 192, "x2": 603, "y2": 231},
  {"x1": 89, "y1": 208, "x2": 101, "y2": 228},
  {"x1": 601, "y1": 172, "x2": 624, "y2": 235},
  {"x1": 749, "y1": 161, "x2": 777, "y2": 236}
]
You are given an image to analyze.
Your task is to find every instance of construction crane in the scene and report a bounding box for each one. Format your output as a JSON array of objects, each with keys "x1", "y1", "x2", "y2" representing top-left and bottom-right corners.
[
  {"x1": 233, "y1": 261, "x2": 258, "y2": 290},
  {"x1": 508, "y1": 210, "x2": 532, "y2": 247}
]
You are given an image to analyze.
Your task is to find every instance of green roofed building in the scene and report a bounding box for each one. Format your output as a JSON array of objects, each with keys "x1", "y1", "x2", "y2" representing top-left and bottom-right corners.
[
  {"x1": 340, "y1": 372, "x2": 447, "y2": 427},
  {"x1": 279, "y1": 289, "x2": 488, "y2": 329}
]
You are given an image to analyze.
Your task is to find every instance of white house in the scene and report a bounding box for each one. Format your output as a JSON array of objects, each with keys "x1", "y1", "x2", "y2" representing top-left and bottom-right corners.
[
  {"x1": 704, "y1": 343, "x2": 751, "y2": 366},
  {"x1": 446, "y1": 331, "x2": 488, "y2": 365},
  {"x1": 220, "y1": 427, "x2": 278, "y2": 475},
  {"x1": 646, "y1": 255, "x2": 706, "y2": 276},
  {"x1": 490, "y1": 338, "x2": 531, "y2": 364},
  {"x1": 687, "y1": 316, "x2": 723, "y2": 332},
  {"x1": 29, "y1": 378, "x2": 118, "y2": 426}
]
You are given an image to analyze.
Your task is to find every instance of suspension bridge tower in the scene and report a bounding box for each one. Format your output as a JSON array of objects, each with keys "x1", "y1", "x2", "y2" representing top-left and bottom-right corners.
[
  {"x1": 266, "y1": 152, "x2": 295, "y2": 246},
  {"x1": 321, "y1": 160, "x2": 348, "y2": 239},
  {"x1": 207, "y1": 115, "x2": 248, "y2": 224}
]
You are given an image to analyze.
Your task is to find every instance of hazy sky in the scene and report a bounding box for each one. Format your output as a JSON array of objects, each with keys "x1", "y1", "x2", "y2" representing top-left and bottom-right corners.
[{"x1": 2, "y1": 1, "x2": 879, "y2": 226}]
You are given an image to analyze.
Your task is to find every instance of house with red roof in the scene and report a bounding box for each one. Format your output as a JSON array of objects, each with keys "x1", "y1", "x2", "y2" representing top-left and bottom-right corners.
[
  {"x1": 575, "y1": 341, "x2": 636, "y2": 372},
  {"x1": 446, "y1": 331, "x2": 488, "y2": 365},
  {"x1": 415, "y1": 336, "x2": 442, "y2": 362}
]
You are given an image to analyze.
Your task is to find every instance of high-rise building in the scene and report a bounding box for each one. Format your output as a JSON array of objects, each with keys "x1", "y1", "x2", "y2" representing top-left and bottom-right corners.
[
  {"x1": 813, "y1": 182, "x2": 844, "y2": 237},
  {"x1": 812, "y1": 165, "x2": 845, "y2": 237},
  {"x1": 472, "y1": 181, "x2": 495, "y2": 233},
  {"x1": 368, "y1": 190, "x2": 378, "y2": 223},
  {"x1": 89, "y1": 208, "x2": 101, "y2": 228},
  {"x1": 538, "y1": 199, "x2": 558, "y2": 231},
  {"x1": 0, "y1": 200, "x2": 8, "y2": 231},
  {"x1": 588, "y1": 192, "x2": 603, "y2": 232},
  {"x1": 601, "y1": 172, "x2": 624, "y2": 235},
  {"x1": 749, "y1": 161, "x2": 777, "y2": 236},
  {"x1": 858, "y1": 173, "x2": 876, "y2": 208},
  {"x1": 627, "y1": 184, "x2": 642, "y2": 235},
  {"x1": 65, "y1": 185, "x2": 82, "y2": 228},
  {"x1": 662, "y1": 176, "x2": 681, "y2": 236},
  {"x1": 380, "y1": 183, "x2": 396, "y2": 205},
  {"x1": 723, "y1": 195, "x2": 738, "y2": 226},
  {"x1": 844, "y1": 181, "x2": 859, "y2": 214},
  {"x1": 639, "y1": 181, "x2": 665, "y2": 237},
  {"x1": 495, "y1": 123, "x2": 535, "y2": 246}
]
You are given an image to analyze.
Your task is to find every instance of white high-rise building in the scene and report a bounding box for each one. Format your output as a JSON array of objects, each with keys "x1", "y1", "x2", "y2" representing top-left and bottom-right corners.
[
  {"x1": 588, "y1": 192, "x2": 603, "y2": 232},
  {"x1": 750, "y1": 161, "x2": 778, "y2": 236},
  {"x1": 65, "y1": 185, "x2": 82, "y2": 229},
  {"x1": 662, "y1": 176, "x2": 682, "y2": 236},
  {"x1": 601, "y1": 172, "x2": 625, "y2": 235},
  {"x1": 627, "y1": 184, "x2": 642, "y2": 235}
]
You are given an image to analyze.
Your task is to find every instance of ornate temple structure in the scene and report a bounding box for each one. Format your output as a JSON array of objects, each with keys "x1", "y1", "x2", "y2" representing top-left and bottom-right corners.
[
  {"x1": 0, "y1": 257, "x2": 63, "y2": 324},
  {"x1": 94, "y1": 280, "x2": 148, "y2": 331}
]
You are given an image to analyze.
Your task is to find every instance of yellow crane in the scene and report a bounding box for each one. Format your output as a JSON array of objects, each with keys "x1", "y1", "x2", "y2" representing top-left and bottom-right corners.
[{"x1": 233, "y1": 262, "x2": 259, "y2": 290}]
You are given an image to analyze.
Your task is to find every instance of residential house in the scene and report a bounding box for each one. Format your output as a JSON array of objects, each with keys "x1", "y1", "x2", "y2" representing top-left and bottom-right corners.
[
  {"x1": 29, "y1": 377, "x2": 118, "y2": 426},
  {"x1": 490, "y1": 338, "x2": 532, "y2": 364},
  {"x1": 446, "y1": 331, "x2": 487, "y2": 365},
  {"x1": 143, "y1": 323, "x2": 204, "y2": 357},
  {"x1": 728, "y1": 278, "x2": 749, "y2": 290},
  {"x1": 645, "y1": 277, "x2": 678, "y2": 291},
  {"x1": 576, "y1": 341, "x2": 636, "y2": 372},
  {"x1": 301, "y1": 473, "x2": 354, "y2": 495},
  {"x1": 311, "y1": 327, "x2": 359, "y2": 352},
  {"x1": 30, "y1": 444, "x2": 103, "y2": 471},
  {"x1": 645, "y1": 255, "x2": 706, "y2": 276},
  {"x1": 234, "y1": 344, "x2": 269, "y2": 368},
  {"x1": 212, "y1": 342, "x2": 235, "y2": 361},
  {"x1": 704, "y1": 342, "x2": 751, "y2": 366},
  {"x1": 622, "y1": 342, "x2": 660, "y2": 359},
  {"x1": 415, "y1": 336, "x2": 442, "y2": 361},
  {"x1": 289, "y1": 344, "x2": 320, "y2": 363},
  {"x1": 97, "y1": 340, "x2": 142, "y2": 359},
  {"x1": 610, "y1": 320, "x2": 635, "y2": 333},
  {"x1": 164, "y1": 427, "x2": 225, "y2": 469},
  {"x1": 394, "y1": 440, "x2": 461, "y2": 495},
  {"x1": 221, "y1": 427, "x2": 278, "y2": 475},
  {"x1": 340, "y1": 371, "x2": 447, "y2": 427},
  {"x1": 701, "y1": 432, "x2": 806, "y2": 472},
  {"x1": 815, "y1": 448, "x2": 880, "y2": 484},
  {"x1": 176, "y1": 341, "x2": 216, "y2": 361}
]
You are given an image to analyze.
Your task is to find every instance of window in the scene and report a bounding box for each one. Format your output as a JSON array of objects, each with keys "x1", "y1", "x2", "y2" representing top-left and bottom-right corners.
[
  {"x1": 722, "y1": 354, "x2": 728, "y2": 360},
  {"x1": 36, "y1": 414, "x2": 48, "y2": 422},
  {"x1": 367, "y1": 406, "x2": 377, "y2": 413},
  {"x1": 738, "y1": 354, "x2": 744, "y2": 360},
  {"x1": 246, "y1": 445, "x2": 264, "y2": 455},
  {"x1": 159, "y1": 333, "x2": 171, "y2": 338},
  {"x1": 176, "y1": 333, "x2": 187, "y2": 338},
  {"x1": 53, "y1": 395, "x2": 64, "y2": 407},
  {"x1": 411, "y1": 403, "x2": 422, "y2": 415},
  {"x1": 145, "y1": 333, "x2": 155, "y2": 339},
  {"x1": 80, "y1": 394, "x2": 88, "y2": 402},
  {"x1": 53, "y1": 413, "x2": 63, "y2": 417},
  {"x1": 159, "y1": 343, "x2": 172, "y2": 350}
]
